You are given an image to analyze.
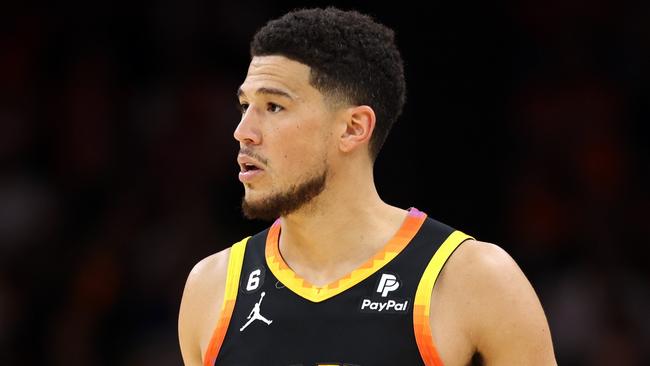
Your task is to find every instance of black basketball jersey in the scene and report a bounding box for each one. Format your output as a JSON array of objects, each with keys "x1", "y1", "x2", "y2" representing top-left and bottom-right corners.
[{"x1": 203, "y1": 208, "x2": 472, "y2": 366}]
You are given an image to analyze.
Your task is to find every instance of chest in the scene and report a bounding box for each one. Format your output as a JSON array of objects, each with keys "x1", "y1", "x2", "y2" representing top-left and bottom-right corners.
[
  {"x1": 217, "y1": 262, "x2": 425, "y2": 366},
  {"x1": 206, "y1": 213, "x2": 468, "y2": 366}
]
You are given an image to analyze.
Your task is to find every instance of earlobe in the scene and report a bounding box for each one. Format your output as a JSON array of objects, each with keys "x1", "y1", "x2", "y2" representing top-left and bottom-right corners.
[{"x1": 339, "y1": 105, "x2": 376, "y2": 153}]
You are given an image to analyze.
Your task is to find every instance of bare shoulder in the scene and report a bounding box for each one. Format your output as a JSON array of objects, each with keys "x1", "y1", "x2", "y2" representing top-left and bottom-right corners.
[
  {"x1": 178, "y1": 247, "x2": 232, "y2": 366},
  {"x1": 444, "y1": 239, "x2": 522, "y2": 287},
  {"x1": 434, "y1": 239, "x2": 557, "y2": 365},
  {"x1": 187, "y1": 247, "x2": 232, "y2": 291},
  {"x1": 435, "y1": 239, "x2": 529, "y2": 311}
]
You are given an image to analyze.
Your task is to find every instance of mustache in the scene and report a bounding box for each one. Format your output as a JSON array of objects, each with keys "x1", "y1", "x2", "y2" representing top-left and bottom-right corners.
[{"x1": 239, "y1": 148, "x2": 269, "y2": 166}]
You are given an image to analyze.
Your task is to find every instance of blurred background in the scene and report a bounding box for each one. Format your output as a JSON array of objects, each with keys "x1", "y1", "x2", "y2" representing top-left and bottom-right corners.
[{"x1": 1, "y1": 0, "x2": 649, "y2": 365}]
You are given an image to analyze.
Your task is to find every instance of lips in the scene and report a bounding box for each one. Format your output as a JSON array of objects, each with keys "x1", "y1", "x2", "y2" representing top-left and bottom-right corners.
[
  {"x1": 237, "y1": 154, "x2": 265, "y2": 183},
  {"x1": 237, "y1": 154, "x2": 264, "y2": 171},
  {"x1": 241, "y1": 162, "x2": 260, "y2": 172}
]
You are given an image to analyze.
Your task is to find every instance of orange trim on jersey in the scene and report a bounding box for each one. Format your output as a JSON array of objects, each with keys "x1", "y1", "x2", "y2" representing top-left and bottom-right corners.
[
  {"x1": 265, "y1": 208, "x2": 428, "y2": 303},
  {"x1": 413, "y1": 230, "x2": 473, "y2": 366},
  {"x1": 203, "y1": 238, "x2": 248, "y2": 366}
]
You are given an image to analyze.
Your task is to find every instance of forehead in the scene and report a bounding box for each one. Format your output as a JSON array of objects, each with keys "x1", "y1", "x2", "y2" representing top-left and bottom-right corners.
[{"x1": 239, "y1": 56, "x2": 317, "y2": 100}]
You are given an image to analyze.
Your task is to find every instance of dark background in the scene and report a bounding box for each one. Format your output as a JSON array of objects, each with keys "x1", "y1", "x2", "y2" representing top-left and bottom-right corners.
[{"x1": 1, "y1": 0, "x2": 649, "y2": 365}]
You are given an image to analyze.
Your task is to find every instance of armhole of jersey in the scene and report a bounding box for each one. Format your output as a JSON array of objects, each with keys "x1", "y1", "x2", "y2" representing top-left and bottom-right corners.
[
  {"x1": 203, "y1": 237, "x2": 249, "y2": 366},
  {"x1": 413, "y1": 231, "x2": 473, "y2": 366}
]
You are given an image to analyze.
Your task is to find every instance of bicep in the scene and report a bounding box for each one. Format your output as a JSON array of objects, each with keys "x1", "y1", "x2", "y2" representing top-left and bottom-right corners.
[
  {"x1": 468, "y1": 243, "x2": 557, "y2": 365},
  {"x1": 178, "y1": 250, "x2": 230, "y2": 366},
  {"x1": 179, "y1": 263, "x2": 208, "y2": 366}
]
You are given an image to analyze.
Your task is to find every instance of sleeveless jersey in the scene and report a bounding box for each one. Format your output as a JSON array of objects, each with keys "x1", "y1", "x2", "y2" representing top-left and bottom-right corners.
[{"x1": 203, "y1": 208, "x2": 472, "y2": 366}]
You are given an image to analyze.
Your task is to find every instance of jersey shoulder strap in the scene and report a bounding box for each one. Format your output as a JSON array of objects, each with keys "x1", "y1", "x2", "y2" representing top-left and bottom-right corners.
[
  {"x1": 203, "y1": 237, "x2": 249, "y2": 366},
  {"x1": 414, "y1": 230, "x2": 474, "y2": 366}
]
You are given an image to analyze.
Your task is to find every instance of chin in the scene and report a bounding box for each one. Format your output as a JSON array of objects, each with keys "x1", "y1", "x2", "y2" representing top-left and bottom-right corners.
[
  {"x1": 242, "y1": 191, "x2": 274, "y2": 211},
  {"x1": 241, "y1": 167, "x2": 328, "y2": 221},
  {"x1": 242, "y1": 195, "x2": 261, "y2": 208},
  {"x1": 243, "y1": 187, "x2": 269, "y2": 202}
]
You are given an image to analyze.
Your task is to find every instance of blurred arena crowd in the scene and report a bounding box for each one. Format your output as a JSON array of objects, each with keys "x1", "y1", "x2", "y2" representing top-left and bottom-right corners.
[{"x1": 1, "y1": 1, "x2": 648, "y2": 365}]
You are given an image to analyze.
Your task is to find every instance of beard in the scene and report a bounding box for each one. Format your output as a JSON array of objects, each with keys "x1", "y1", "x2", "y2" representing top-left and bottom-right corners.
[{"x1": 242, "y1": 167, "x2": 328, "y2": 221}]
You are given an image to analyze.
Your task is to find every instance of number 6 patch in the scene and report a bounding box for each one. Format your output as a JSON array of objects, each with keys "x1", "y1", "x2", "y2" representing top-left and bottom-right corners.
[{"x1": 242, "y1": 267, "x2": 265, "y2": 293}]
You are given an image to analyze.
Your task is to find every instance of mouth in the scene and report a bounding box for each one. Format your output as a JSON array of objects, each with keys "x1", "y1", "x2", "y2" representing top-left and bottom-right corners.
[
  {"x1": 237, "y1": 154, "x2": 266, "y2": 183},
  {"x1": 241, "y1": 162, "x2": 261, "y2": 172},
  {"x1": 238, "y1": 155, "x2": 265, "y2": 172}
]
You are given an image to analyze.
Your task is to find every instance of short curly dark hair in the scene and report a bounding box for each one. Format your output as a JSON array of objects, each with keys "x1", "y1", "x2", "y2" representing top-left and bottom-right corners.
[{"x1": 250, "y1": 7, "x2": 406, "y2": 161}]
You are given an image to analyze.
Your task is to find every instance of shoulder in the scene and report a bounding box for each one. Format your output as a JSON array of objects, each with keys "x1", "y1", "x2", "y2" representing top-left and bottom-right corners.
[
  {"x1": 433, "y1": 239, "x2": 557, "y2": 364},
  {"x1": 431, "y1": 239, "x2": 524, "y2": 336},
  {"x1": 437, "y1": 239, "x2": 540, "y2": 326},
  {"x1": 181, "y1": 235, "x2": 253, "y2": 308},
  {"x1": 178, "y1": 245, "x2": 234, "y2": 366},
  {"x1": 444, "y1": 239, "x2": 521, "y2": 288},
  {"x1": 185, "y1": 247, "x2": 232, "y2": 300}
]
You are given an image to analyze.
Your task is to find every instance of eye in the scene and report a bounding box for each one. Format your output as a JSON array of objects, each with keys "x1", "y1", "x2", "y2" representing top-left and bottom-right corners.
[
  {"x1": 267, "y1": 103, "x2": 284, "y2": 113},
  {"x1": 238, "y1": 102, "x2": 249, "y2": 114}
]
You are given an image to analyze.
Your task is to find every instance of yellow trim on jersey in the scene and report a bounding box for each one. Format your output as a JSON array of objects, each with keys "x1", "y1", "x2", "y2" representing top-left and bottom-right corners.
[
  {"x1": 203, "y1": 237, "x2": 249, "y2": 366},
  {"x1": 413, "y1": 231, "x2": 473, "y2": 366},
  {"x1": 266, "y1": 209, "x2": 428, "y2": 303},
  {"x1": 223, "y1": 238, "x2": 248, "y2": 302}
]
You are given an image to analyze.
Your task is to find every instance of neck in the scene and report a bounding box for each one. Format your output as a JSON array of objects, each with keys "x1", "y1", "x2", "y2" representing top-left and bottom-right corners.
[{"x1": 277, "y1": 167, "x2": 408, "y2": 286}]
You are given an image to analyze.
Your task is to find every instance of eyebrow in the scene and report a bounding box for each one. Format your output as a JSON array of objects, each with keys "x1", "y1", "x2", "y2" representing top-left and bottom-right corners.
[{"x1": 237, "y1": 87, "x2": 294, "y2": 100}]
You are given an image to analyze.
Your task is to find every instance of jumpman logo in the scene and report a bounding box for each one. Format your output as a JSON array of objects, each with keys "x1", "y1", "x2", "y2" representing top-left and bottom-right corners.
[{"x1": 240, "y1": 291, "x2": 273, "y2": 332}]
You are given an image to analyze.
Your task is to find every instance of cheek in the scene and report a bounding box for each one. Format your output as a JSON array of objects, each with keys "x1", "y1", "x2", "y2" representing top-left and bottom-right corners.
[
  {"x1": 282, "y1": 141, "x2": 317, "y2": 168},
  {"x1": 278, "y1": 133, "x2": 327, "y2": 175},
  {"x1": 266, "y1": 115, "x2": 331, "y2": 176}
]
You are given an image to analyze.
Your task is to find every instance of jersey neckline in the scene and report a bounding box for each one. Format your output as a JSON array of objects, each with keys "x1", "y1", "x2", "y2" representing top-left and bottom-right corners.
[{"x1": 264, "y1": 207, "x2": 427, "y2": 302}]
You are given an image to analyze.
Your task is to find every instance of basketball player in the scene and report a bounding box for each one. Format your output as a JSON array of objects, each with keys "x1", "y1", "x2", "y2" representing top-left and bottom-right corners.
[{"x1": 179, "y1": 7, "x2": 556, "y2": 366}]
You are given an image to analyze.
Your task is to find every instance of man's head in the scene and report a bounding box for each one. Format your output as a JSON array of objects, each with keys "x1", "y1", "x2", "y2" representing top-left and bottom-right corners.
[
  {"x1": 235, "y1": 8, "x2": 406, "y2": 220},
  {"x1": 250, "y1": 7, "x2": 406, "y2": 159}
]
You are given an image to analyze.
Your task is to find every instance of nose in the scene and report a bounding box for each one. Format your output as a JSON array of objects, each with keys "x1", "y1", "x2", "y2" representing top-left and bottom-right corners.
[{"x1": 233, "y1": 107, "x2": 262, "y2": 145}]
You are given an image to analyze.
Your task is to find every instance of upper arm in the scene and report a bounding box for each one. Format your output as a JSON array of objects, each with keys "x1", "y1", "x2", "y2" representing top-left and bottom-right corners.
[
  {"x1": 178, "y1": 248, "x2": 231, "y2": 366},
  {"x1": 436, "y1": 240, "x2": 557, "y2": 365}
]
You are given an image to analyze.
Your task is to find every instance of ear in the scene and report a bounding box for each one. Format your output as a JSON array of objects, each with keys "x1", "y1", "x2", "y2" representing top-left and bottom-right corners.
[{"x1": 338, "y1": 105, "x2": 376, "y2": 153}]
